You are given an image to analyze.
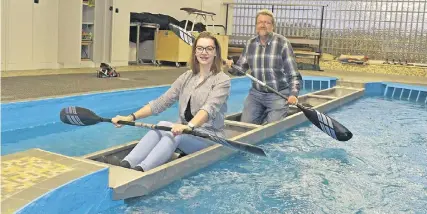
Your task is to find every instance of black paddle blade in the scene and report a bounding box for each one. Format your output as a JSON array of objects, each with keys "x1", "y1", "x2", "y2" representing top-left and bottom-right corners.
[
  {"x1": 210, "y1": 135, "x2": 267, "y2": 157},
  {"x1": 300, "y1": 106, "x2": 353, "y2": 141},
  {"x1": 60, "y1": 106, "x2": 102, "y2": 126},
  {"x1": 225, "y1": 139, "x2": 267, "y2": 157},
  {"x1": 189, "y1": 130, "x2": 267, "y2": 157},
  {"x1": 168, "y1": 23, "x2": 195, "y2": 46}
]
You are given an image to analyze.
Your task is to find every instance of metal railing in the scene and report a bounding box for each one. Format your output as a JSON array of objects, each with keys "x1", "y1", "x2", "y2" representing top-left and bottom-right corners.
[{"x1": 224, "y1": 0, "x2": 427, "y2": 63}]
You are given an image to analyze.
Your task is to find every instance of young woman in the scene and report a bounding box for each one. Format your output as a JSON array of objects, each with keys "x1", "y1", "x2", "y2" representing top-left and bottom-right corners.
[{"x1": 109, "y1": 32, "x2": 231, "y2": 172}]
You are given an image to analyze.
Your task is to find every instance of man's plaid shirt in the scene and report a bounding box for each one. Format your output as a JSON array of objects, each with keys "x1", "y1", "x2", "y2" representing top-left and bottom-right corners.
[{"x1": 230, "y1": 32, "x2": 302, "y2": 96}]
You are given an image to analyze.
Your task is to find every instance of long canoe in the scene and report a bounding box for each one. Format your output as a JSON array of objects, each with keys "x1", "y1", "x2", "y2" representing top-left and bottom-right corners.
[{"x1": 81, "y1": 85, "x2": 364, "y2": 200}]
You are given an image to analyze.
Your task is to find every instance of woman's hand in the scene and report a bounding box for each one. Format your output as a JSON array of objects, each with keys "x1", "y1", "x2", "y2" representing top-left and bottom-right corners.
[
  {"x1": 111, "y1": 115, "x2": 133, "y2": 128},
  {"x1": 171, "y1": 124, "x2": 191, "y2": 136}
]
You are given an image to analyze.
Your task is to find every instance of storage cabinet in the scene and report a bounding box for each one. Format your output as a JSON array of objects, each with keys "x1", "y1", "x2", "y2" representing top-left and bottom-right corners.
[
  {"x1": 216, "y1": 34, "x2": 229, "y2": 59},
  {"x1": 109, "y1": 0, "x2": 130, "y2": 66},
  {"x1": 6, "y1": 0, "x2": 33, "y2": 70},
  {"x1": 33, "y1": 0, "x2": 58, "y2": 69},
  {"x1": 76, "y1": 0, "x2": 130, "y2": 67},
  {"x1": 57, "y1": 0, "x2": 131, "y2": 68},
  {"x1": 57, "y1": 0, "x2": 82, "y2": 68},
  {"x1": 81, "y1": 2, "x2": 95, "y2": 61},
  {"x1": 1, "y1": 0, "x2": 5, "y2": 71},
  {"x1": 57, "y1": 0, "x2": 103, "y2": 68},
  {"x1": 1, "y1": 0, "x2": 58, "y2": 71},
  {"x1": 2, "y1": 0, "x2": 130, "y2": 71},
  {"x1": 156, "y1": 30, "x2": 193, "y2": 67}
]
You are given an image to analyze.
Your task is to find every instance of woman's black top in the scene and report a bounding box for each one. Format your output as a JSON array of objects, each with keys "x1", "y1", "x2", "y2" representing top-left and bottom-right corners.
[{"x1": 184, "y1": 97, "x2": 194, "y2": 122}]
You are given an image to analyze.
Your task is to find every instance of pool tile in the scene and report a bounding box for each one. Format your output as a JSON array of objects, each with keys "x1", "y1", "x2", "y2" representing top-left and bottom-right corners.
[
  {"x1": 1, "y1": 156, "x2": 73, "y2": 199},
  {"x1": 1, "y1": 148, "x2": 110, "y2": 212}
]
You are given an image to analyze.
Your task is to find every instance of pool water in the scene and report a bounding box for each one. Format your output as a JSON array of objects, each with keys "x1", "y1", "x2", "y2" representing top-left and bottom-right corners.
[
  {"x1": 1, "y1": 77, "x2": 314, "y2": 156},
  {"x1": 101, "y1": 97, "x2": 427, "y2": 214}
]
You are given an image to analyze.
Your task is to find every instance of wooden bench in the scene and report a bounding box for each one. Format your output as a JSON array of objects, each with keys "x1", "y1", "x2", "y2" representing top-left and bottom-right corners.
[
  {"x1": 288, "y1": 37, "x2": 321, "y2": 66},
  {"x1": 228, "y1": 35, "x2": 321, "y2": 69}
]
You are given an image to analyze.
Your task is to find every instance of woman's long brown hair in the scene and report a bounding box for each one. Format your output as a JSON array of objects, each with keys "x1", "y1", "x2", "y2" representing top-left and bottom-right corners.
[{"x1": 189, "y1": 32, "x2": 223, "y2": 75}]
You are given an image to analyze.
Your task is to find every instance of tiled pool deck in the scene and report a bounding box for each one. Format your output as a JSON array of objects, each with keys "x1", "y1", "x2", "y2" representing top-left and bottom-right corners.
[{"x1": 1, "y1": 149, "x2": 107, "y2": 214}]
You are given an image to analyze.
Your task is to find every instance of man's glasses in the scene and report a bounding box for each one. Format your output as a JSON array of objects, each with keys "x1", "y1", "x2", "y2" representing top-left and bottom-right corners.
[
  {"x1": 195, "y1": 46, "x2": 216, "y2": 54},
  {"x1": 257, "y1": 21, "x2": 272, "y2": 26}
]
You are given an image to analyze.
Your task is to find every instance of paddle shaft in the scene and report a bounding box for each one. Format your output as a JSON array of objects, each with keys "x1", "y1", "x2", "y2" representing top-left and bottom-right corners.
[
  {"x1": 102, "y1": 118, "x2": 195, "y2": 134},
  {"x1": 99, "y1": 118, "x2": 267, "y2": 156},
  {"x1": 104, "y1": 119, "x2": 194, "y2": 134},
  {"x1": 226, "y1": 62, "x2": 305, "y2": 110},
  {"x1": 61, "y1": 106, "x2": 266, "y2": 156}
]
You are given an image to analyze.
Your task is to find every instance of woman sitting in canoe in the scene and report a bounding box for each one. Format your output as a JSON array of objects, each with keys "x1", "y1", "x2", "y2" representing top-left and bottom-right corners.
[{"x1": 108, "y1": 32, "x2": 231, "y2": 172}]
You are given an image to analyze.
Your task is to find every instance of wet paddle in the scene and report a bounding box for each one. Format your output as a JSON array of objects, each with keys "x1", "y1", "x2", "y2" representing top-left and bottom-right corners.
[
  {"x1": 168, "y1": 23, "x2": 352, "y2": 141},
  {"x1": 59, "y1": 106, "x2": 267, "y2": 157}
]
